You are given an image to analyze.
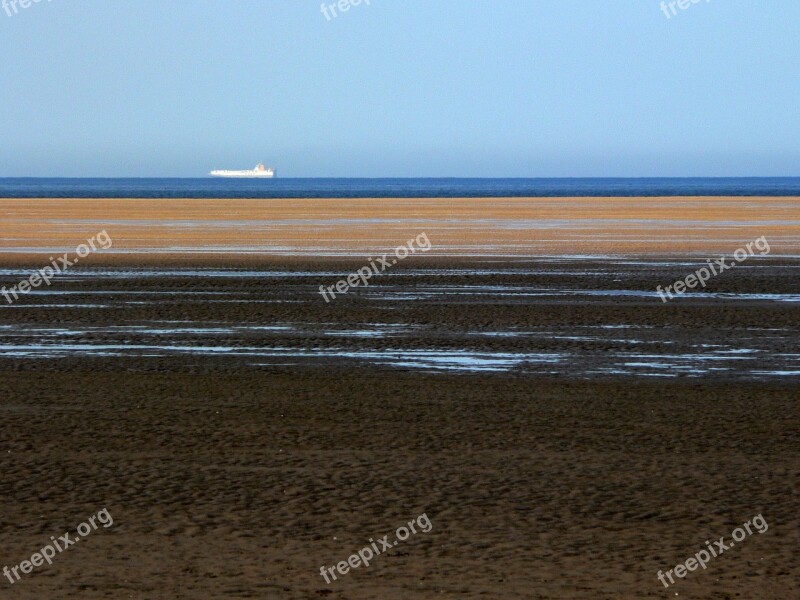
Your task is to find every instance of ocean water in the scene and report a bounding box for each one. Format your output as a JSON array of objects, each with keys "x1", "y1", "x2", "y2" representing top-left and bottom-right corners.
[{"x1": 1, "y1": 177, "x2": 800, "y2": 198}]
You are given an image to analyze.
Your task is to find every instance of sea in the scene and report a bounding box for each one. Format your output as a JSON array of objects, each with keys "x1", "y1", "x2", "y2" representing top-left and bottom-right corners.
[{"x1": 1, "y1": 177, "x2": 800, "y2": 198}]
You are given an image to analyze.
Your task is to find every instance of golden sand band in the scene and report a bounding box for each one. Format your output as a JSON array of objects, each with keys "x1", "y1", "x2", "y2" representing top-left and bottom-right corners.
[{"x1": 0, "y1": 197, "x2": 798, "y2": 263}]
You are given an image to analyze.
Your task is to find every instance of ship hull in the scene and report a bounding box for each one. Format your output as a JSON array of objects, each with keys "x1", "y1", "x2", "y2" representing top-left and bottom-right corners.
[{"x1": 210, "y1": 171, "x2": 275, "y2": 178}]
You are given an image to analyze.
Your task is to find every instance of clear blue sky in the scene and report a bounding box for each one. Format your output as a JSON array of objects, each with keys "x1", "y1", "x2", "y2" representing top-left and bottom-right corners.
[{"x1": 1, "y1": 0, "x2": 798, "y2": 177}]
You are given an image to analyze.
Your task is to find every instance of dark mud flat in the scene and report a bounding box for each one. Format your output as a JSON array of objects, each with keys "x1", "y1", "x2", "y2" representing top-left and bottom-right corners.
[
  {"x1": 1, "y1": 257, "x2": 799, "y2": 379},
  {"x1": 0, "y1": 258, "x2": 798, "y2": 599}
]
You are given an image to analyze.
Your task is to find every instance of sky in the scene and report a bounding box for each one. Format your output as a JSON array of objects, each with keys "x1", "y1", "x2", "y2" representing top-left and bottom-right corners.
[{"x1": 0, "y1": 0, "x2": 799, "y2": 177}]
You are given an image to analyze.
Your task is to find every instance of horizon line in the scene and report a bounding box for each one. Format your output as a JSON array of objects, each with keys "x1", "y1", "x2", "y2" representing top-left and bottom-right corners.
[{"x1": 3, "y1": 175, "x2": 800, "y2": 180}]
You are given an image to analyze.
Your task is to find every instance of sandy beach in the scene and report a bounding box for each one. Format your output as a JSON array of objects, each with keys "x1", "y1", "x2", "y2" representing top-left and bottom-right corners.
[
  {"x1": 1, "y1": 196, "x2": 799, "y2": 262},
  {"x1": 0, "y1": 197, "x2": 798, "y2": 599}
]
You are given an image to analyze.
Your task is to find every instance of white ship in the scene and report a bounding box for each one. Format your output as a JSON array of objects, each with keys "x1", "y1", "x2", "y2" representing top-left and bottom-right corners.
[{"x1": 210, "y1": 163, "x2": 275, "y2": 178}]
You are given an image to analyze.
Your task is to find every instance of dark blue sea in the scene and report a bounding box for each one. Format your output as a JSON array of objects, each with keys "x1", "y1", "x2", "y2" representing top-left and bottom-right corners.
[{"x1": 1, "y1": 177, "x2": 800, "y2": 198}]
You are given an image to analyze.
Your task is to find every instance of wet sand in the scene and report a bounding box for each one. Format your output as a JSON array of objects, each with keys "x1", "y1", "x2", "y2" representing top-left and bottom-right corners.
[{"x1": 0, "y1": 198, "x2": 799, "y2": 599}]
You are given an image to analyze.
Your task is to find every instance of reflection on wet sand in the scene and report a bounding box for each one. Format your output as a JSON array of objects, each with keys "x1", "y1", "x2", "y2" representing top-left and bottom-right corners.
[{"x1": 1, "y1": 262, "x2": 798, "y2": 379}]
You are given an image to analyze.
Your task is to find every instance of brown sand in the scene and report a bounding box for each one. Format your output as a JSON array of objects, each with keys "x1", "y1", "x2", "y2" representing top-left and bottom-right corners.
[
  {"x1": 0, "y1": 196, "x2": 799, "y2": 263},
  {"x1": 2, "y1": 372, "x2": 797, "y2": 599},
  {"x1": 0, "y1": 199, "x2": 798, "y2": 598}
]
